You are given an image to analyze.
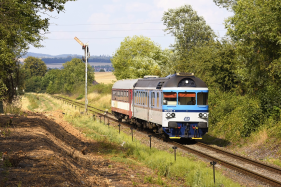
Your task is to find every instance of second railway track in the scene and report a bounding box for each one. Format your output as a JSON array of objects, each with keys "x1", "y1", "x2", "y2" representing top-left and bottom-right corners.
[{"x1": 52, "y1": 94, "x2": 281, "y2": 186}]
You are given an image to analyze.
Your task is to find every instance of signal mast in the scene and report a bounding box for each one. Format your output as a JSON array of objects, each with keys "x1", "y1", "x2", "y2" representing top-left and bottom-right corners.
[{"x1": 74, "y1": 37, "x2": 90, "y2": 113}]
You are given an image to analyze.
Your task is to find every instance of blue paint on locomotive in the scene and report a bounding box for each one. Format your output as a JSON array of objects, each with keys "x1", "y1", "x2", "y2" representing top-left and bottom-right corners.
[{"x1": 162, "y1": 90, "x2": 209, "y2": 139}]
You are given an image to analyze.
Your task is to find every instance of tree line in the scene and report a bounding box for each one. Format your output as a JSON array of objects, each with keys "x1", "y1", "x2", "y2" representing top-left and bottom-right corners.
[
  {"x1": 111, "y1": 1, "x2": 281, "y2": 141},
  {"x1": 22, "y1": 57, "x2": 94, "y2": 94}
]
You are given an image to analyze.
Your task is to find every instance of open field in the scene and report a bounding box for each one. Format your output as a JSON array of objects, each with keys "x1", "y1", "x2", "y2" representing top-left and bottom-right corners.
[{"x1": 95, "y1": 72, "x2": 117, "y2": 84}]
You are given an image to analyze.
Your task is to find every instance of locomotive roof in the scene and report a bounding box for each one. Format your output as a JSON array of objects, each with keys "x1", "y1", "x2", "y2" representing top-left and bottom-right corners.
[
  {"x1": 134, "y1": 74, "x2": 207, "y2": 89},
  {"x1": 112, "y1": 79, "x2": 139, "y2": 89}
]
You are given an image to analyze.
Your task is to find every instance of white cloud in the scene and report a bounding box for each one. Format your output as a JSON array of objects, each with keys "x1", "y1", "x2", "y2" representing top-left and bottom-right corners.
[{"x1": 125, "y1": 2, "x2": 153, "y2": 12}]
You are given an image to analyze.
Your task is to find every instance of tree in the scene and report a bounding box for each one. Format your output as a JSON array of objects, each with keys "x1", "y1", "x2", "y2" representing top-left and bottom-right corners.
[
  {"x1": 225, "y1": 0, "x2": 281, "y2": 117},
  {"x1": 213, "y1": 0, "x2": 237, "y2": 10},
  {"x1": 0, "y1": 0, "x2": 74, "y2": 102},
  {"x1": 62, "y1": 58, "x2": 95, "y2": 93},
  {"x1": 226, "y1": 0, "x2": 281, "y2": 91},
  {"x1": 162, "y1": 5, "x2": 215, "y2": 54},
  {"x1": 23, "y1": 57, "x2": 47, "y2": 78},
  {"x1": 111, "y1": 35, "x2": 170, "y2": 80}
]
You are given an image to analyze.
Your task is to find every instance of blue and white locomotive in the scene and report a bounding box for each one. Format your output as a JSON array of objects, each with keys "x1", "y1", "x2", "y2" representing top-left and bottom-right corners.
[{"x1": 111, "y1": 73, "x2": 208, "y2": 139}]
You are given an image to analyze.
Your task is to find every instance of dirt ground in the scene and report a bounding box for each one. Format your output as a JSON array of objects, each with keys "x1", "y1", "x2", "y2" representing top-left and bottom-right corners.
[{"x1": 0, "y1": 110, "x2": 183, "y2": 187}]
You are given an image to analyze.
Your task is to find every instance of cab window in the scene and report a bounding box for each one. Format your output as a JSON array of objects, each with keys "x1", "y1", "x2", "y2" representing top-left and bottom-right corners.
[
  {"x1": 197, "y1": 92, "x2": 208, "y2": 105},
  {"x1": 163, "y1": 92, "x2": 177, "y2": 105},
  {"x1": 178, "y1": 92, "x2": 196, "y2": 105}
]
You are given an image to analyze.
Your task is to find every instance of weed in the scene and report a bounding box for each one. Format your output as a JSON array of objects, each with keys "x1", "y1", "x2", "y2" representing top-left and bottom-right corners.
[
  {"x1": 132, "y1": 181, "x2": 138, "y2": 186},
  {"x1": 144, "y1": 176, "x2": 153, "y2": 184},
  {"x1": 76, "y1": 94, "x2": 84, "y2": 100},
  {"x1": 27, "y1": 93, "x2": 242, "y2": 187},
  {"x1": 157, "y1": 176, "x2": 165, "y2": 185}
]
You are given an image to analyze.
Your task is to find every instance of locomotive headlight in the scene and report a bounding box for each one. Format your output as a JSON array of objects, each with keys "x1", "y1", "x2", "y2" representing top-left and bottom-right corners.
[
  {"x1": 166, "y1": 113, "x2": 170, "y2": 118},
  {"x1": 199, "y1": 113, "x2": 208, "y2": 118},
  {"x1": 166, "y1": 113, "x2": 175, "y2": 118}
]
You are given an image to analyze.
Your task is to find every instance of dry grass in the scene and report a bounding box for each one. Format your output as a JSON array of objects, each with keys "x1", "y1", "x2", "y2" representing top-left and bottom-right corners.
[
  {"x1": 95, "y1": 72, "x2": 116, "y2": 84},
  {"x1": 251, "y1": 128, "x2": 268, "y2": 147},
  {"x1": 80, "y1": 93, "x2": 111, "y2": 111}
]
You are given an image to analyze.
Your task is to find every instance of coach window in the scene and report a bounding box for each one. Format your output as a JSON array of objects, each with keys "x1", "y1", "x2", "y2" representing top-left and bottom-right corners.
[
  {"x1": 137, "y1": 91, "x2": 139, "y2": 104},
  {"x1": 151, "y1": 92, "x2": 155, "y2": 107},
  {"x1": 157, "y1": 92, "x2": 160, "y2": 108},
  {"x1": 124, "y1": 91, "x2": 127, "y2": 102},
  {"x1": 197, "y1": 92, "x2": 208, "y2": 105},
  {"x1": 145, "y1": 92, "x2": 148, "y2": 106},
  {"x1": 178, "y1": 92, "x2": 196, "y2": 105},
  {"x1": 163, "y1": 92, "x2": 177, "y2": 105}
]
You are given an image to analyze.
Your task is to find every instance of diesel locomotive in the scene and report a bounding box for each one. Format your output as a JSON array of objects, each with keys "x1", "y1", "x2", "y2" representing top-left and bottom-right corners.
[{"x1": 111, "y1": 73, "x2": 208, "y2": 139}]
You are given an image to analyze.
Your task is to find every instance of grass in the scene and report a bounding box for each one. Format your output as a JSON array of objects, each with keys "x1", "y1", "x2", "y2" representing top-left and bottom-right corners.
[
  {"x1": 25, "y1": 94, "x2": 40, "y2": 111},
  {"x1": 43, "y1": 94, "x2": 241, "y2": 187},
  {"x1": 2, "y1": 97, "x2": 22, "y2": 115}
]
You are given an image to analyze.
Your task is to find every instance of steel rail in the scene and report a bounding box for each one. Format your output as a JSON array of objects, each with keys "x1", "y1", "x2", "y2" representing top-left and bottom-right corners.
[
  {"x1": 51, "y1": 95, "x2": 281, "y2": 186},
  {"x1": 196, "y1": 142, "x2": 281, "y2": 175},
  {"x1": 169, "y1": 142, "x2": 281, "y2": 187},
  {"x1": 53, "y1": 95, "x2": 107, "y2": 113}
]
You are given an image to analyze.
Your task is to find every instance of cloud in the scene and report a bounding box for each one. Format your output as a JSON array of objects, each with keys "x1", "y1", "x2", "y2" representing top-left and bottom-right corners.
[
  {"x1": 103, "y1": 4, "x2": 121, "y2": 13},
  {"x1": 125, "y1": 2, "x2": 153, "y2": 12}
]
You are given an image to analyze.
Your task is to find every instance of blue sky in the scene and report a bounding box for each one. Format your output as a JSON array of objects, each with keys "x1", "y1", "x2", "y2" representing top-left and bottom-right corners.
[{"x1": 28, "y1": 0, "x2": 233, "y2": 56}]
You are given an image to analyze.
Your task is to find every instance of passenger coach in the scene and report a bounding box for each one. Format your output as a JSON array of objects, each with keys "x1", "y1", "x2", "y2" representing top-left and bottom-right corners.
[{"x1": 111, "y1": 73, "x2": 209, "y2": 139}]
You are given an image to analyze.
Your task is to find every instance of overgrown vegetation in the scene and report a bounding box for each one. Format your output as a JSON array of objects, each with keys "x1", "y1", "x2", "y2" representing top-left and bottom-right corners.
[
  {"x1": 51, "y1": 96, "x2": 240, "y2": 186},
  {"x1": 109, "y1": 2, "x2": 281, "y2": 144},
  {"x1": 0, "y1": 0, "x2": 74, "y2": 102}
]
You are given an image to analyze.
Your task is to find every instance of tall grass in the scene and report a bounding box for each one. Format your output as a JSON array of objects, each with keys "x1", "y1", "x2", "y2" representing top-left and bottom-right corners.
[
  {"x1": 3, "y1": 97, "x2": 22, "y2": 115},
  {"x1": 25, "y1": 94, "x2": 41, "y2": 111},
  {"x1": 53, "y1": 98, "x2": 240, "y2": 187}
]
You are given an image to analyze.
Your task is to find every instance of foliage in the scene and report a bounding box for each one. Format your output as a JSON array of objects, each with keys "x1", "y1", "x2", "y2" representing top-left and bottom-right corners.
[
  {"x1": 36, "y1": 94, "x2": 238, "y2": 186},
  {"x1": 76, "y1": 94, "x2": 84, "y2": 100},
  {"x1": 213, "y1": 0, "x2": 237, "y2": 9},
  {"x1": 44, "y1": 58, "x2": 95, "y2": 94},
  {"x1": 111, "y1": 35, "x2": 170, "y2": 79},
  {"x1": 0, "y1": 0, "x2": 74, "y2": 102},
  {"x1": 226, "y1": 0, "x2": 281, "y2": 93},
  {"x1": 162, "y1": 5, "x2": 215, "y2": 62},
  {"x1": 23, "y1": 57, "x2": 47, "y2": 78},
  {"x1": 209, "y1": 90, "x2": 263, "y2": 140},
  {"x1": 225, "y1": 0, "x2": 281, "y2": 119}
]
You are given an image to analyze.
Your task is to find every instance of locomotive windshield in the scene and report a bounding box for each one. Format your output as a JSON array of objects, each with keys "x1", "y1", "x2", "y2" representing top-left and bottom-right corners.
[
  {"x1": 163, "y1": 92, "x2": 177, "y2": 105},
  {"x1": 178, "y1": 92, "x2": 196, "y2": 105},
  {"x1": 197, "y1": 92, "x2": 208, "y2": 105}
]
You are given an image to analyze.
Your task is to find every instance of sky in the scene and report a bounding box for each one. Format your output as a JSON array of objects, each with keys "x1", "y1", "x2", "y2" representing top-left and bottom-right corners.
[{"x1": 28, "y1": 0, "x2": 233, "y2": 56}]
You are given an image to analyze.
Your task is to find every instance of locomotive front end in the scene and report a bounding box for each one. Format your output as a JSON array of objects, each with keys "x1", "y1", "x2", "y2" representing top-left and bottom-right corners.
[{"x1": 161, "y1": 74, "x2": 209, "y2": 139}]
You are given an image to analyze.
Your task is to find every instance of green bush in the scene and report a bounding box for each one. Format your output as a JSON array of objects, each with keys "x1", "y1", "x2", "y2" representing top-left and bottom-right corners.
[
  {"x1": 89, "y1": 83, "x2": 113, "y2": 94},
  {"x1": 76, "y1": 94, "x2": 84, "y2": 100},
  {"x1": 209, "y1": 89, "x2": 263, "y2": 141}
]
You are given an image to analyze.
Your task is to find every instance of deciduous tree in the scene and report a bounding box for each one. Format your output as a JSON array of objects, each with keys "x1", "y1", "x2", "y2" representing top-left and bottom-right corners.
[
  {"x1": 0, "y1": 0, "x2": 74, "y2": 102},
  {"x1": 111, "y1": 35, "x2": 170, "y2": 79}
]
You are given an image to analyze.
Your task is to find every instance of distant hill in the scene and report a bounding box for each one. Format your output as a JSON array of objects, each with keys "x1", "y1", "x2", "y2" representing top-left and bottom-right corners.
[
  {"x1": 42, "y1": 57, "x2": 112, "y2": 64},
  {"x1": 22, "y1": 52, "x2": 112, "y2": 64}
]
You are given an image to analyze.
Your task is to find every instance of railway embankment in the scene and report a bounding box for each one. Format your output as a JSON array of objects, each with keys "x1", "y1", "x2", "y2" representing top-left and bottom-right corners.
[{"x1": 0, "y1": 93, "x2": 243, "y2": 186}]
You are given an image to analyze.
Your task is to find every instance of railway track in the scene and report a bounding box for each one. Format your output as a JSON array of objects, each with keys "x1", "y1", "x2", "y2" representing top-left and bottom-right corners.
[{"x1": 52, "y1": 94, "x2": 281, "y2": 186}]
